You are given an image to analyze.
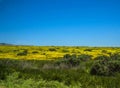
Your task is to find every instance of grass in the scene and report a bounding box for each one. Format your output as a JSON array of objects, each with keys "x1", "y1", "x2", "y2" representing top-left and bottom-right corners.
[{"x1": 0, "y1": 58, "x2": 120, "y2": 88}]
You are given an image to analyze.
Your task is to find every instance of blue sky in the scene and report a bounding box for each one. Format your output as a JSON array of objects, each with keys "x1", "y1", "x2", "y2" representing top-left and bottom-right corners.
[{"x1": 0, "y1": 0, "x2": 120, "y2": 46}]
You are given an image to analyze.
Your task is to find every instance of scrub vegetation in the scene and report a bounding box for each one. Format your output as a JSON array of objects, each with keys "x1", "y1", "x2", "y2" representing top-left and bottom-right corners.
[{"x1": 0, "y1": 45, "x2": 120, "y2": 88}]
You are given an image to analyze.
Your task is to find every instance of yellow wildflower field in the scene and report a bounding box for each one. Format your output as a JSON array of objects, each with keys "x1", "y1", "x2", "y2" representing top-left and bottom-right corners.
[{"x1": 0, "y1": 45, "x2": 120, "y2": 60}]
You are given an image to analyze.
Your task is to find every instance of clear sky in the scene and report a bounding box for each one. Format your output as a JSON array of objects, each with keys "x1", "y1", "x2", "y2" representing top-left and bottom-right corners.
[{"x1": 0, "y1": 0, "x2": 120, "y2": 46}]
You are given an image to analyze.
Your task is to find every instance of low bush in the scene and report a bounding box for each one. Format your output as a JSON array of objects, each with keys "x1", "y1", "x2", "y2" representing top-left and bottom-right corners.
[
  {"x1": 62, "y1": 49, "x2": 69, "y2": 53},
  {"x1": 56, "y1": 54, "x2": 80, "y2": 67},
  {"x1": 101, "y1": 50, "x2": 108, "y2": 53},
  {"x1": 32, "y1": 51, "x2": 39, "y2": 54},
  {"x1": 17, "y1": 50, "x2": 28, "y2": 56},
  {"x1": 90, "y1": 58, "x2": 120, "y2": 76},
  {"x1": 0, "y1": 59, "x2": 15, "y2": 80},
  {"x1": 110, "y1": 53, "x2": 120, "y2": 60},
  {"x1": 94, "y1": 55, "x2": 110, "y2": 61},
  {"x1": 78, "y1": 54, "x2": 92, "y2": 62},
  {"x1": 84, "y1": 49, "x2": 93, "y2": 52},
  {"x1": 48, "y1": 48, "x2": 57, "y2": 51}
]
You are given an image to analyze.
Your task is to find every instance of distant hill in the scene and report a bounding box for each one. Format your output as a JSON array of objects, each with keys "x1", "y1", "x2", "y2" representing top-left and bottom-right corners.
[{"x1": 0, "y1": 43, "x2": 14, "y2": 46}]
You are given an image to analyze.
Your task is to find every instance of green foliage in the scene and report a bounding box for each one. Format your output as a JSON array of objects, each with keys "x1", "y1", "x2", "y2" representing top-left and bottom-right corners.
[
  {"x1": 90, "y1": 59, "x2": 120, "y2": 76},
  {"x1": 48, "y1": 48, "x2": 57, "y2": 51},
  {"x1": 110, "y1": 53, "x2": 120, "y2": 60},
  {"x1": 56, "y1": 54, "x2": 92, "y2": 68},
  {"x1": 84, "y1": 49, "x2": 93, "y2": 52},
  {"x1": 0, "y1": 59, "x2": 15, "y2": 80},
  {"x1": 90, "y1": 54, "x2": 120, "y2": 76},
  {"x1": 17, "y1": 50, "x2": 28, "y2": 56},
  {"x1": 1, "y1": 46, "x2": 120, "y2": 87},
  {"x1": 32, "y1": 51, "x2": 39, "y2": 54},
  {"x1": 101, "y1": 50, "x2": 108, "y2": 53},
  {"x1": 63, "y1": 54, "x2": 71, "y2": 59},
  {"x1": 90, "y1": 60, "x2": 111, "y2": 76},
  {"x1": 56, "y1": 54, "x2": 80, "y2": 67},
  {"x1": 0, "y1": 50, "x2": 3, "y2": 53},
  {"x1": 1, "y1": 58, "x2": 120, "y2": 88},
  {"x1": 62, "y1": 49, "x2": 69, "y2": 53},
  {"x1": 0, "y1": 72, "x2": 71, "y2": 88},
  {"x1": 94, "y1": 55, "x2": 110, "y2": 61},
  {"x1": 78, "y1": 54, "x2": 92, "y2": 61}
]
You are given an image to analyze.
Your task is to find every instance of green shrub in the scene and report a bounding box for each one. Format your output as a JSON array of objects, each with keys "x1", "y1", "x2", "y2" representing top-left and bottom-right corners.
[
  {"x1": 101, "y1": 50, "x2": 107, "y2": 53},
  {"x1": 32, "y1": 51, "x2": 39, "y2": 54},
  {"x1": 90, "y1": 59, "x2": 120, "y2": 76},
  {"x1": 62, "y1": 49, "x2": 69, "y2": 53},
  {"x1": 110, "y1": 53, "x2": 120, "y2": 60},
  {"x1": 84, "y1": 49, "x2": 93, "y2": 52},
  {"x1": 0, "y1": 63, "x2": 9, "y2": 80},
  {"x1": 94, "y1": 55, "x2": 110, "y2": 61},
  {"x1": 91, "y1": 53, "x2": 120, "y2": 76},
  {"x1": 63, "y1": 54, "x2": 71, "y2": 59},
  {"x1": 78, "y1": 54, "x2": 92, "y2": 62},
  {"x1": 48, "y1": 48, "x2": 57, "y2": 51},
  {"x1": 56, "y1": 54, "x2": 80, "y2": 67},
  {"x1": 17, "y1": 50, "x2": 28, "y2": 56},
  {"x1": 108, "y1": 61, "x2": 120, "y2": 73},
  {"x1": 0, "y1": 50, "x2": 3, "y2": 53},
  {"x1": 90, "y1": 60, "x2": 110, "y2": 76},
  {"x1": 0, "y1": 59, "x2": 15, "y2": 80}
]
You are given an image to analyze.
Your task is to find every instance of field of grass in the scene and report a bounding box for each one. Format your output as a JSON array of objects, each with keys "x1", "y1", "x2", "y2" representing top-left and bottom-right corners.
[{"x1": 0, "y1": 45, "x2": 120, "y2": 88}]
